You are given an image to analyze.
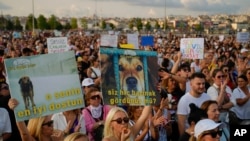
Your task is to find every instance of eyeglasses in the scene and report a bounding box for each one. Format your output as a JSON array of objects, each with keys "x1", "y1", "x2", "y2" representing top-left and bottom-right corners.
[
  {"x1": 90, "y1": 95, "x2": 101, "y2": 100},
  {"x1": 111, "y1": 117, "x2": 130, "y2": 124},
  {"x1": 203, "y1": 130, "x2": 222, "y2": 138},
  {"x1": 42, "y1": 120, "x2": 53, "y2": 127},
  {"x1": 216, "y1": 75, "x2": 225, "y2": 79}
]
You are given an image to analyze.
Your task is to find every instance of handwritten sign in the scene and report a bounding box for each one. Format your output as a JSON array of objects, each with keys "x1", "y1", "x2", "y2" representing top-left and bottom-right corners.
[
  {"x1": 47, "y1": 37, "x2": 68, "y2": 53},
  {"x1": 237, "y1": 32, "x2": 249, "y2": 43},
  {"x1": 4, "y1": 51, "x2": 84, "y2": 121},
  {"x1": 100, "y1": 35, "x2": 118, "y2": 47},
  {"x1": 141, "y1": 36, "x2": 154, "y2": 46},
  {"x1": 127, "y1": 34, "x2": 139, "y2": 49},
  {"x1": 180, "y1": 38, "x2": 204, "y2": 59}
]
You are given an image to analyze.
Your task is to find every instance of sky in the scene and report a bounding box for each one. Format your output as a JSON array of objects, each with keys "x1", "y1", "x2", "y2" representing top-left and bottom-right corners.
[{"x1": 0, "y1": 0, "x2": 250, "y2": 18}]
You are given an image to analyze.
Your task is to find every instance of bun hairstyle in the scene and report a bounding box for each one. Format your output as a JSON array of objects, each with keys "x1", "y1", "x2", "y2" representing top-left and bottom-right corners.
[{"x1": 188, "y1": 103, "x2": 208, "y2": 125}]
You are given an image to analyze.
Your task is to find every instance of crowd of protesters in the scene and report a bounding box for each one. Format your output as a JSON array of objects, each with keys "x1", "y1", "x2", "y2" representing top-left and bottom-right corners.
[{"x1": 0, "y1": 29, "x2": 250, "y2": 141}]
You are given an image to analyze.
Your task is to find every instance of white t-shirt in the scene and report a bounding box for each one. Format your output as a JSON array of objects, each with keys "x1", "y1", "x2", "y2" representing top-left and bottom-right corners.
[
  {"x1": 90, "y1": 67, "x2": 101, "y2": 79},
  {"x1": 190, "y1": 62, "x2": 201, "y2": 72},
  {"x1": 51, "y1": 112, "x2": 86, "y2": 134},
  {"x1": 231, "y1": 87, "x2": 250, "y2": 119},
  {"x1": 0, "y1": 108, "x2": 11, "y2": 135},
  {"x1": 177, "y1": 92, "x2": 211, "y2": 129}
]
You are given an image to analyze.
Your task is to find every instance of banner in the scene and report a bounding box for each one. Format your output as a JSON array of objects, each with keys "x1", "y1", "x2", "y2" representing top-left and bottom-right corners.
[
  {"x1": 180, "y1": 38, "x2": 204, "y2": 59},
  {"x1": 100, "y1": 48, "x2": 160, "y2": 106},
  {"x1": 4, "y1": 51, "x2": 84, "y2": 121},
  {"x1": 47, "y1": 37, "x2": 68, "y2": 53}
]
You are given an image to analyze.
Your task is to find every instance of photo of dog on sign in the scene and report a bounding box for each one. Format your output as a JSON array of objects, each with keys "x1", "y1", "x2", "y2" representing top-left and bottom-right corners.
[
  {"x1": 119, "y1": 55, "x2": 146, "y2": 105},
  {"x1": 18, "y1": 76, "x2": 36, "y2": 109}
]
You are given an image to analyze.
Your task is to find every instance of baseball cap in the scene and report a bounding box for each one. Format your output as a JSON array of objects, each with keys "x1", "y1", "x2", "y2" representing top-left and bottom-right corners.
[
  {"x1": 81, "y1": 78, "x2": 94, "y2": 87},
  {"x1": 240, "y1": 48, "x2": 248, "y2": 53},
  {"x1": 194, "y1": 119, "x2": 224, "y2": 138}
]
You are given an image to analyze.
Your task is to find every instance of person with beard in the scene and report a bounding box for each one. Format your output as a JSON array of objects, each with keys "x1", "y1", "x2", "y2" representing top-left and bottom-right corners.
[
  {"x1": 0, "y1": 83, "x2": 22, "y2": 141},
  {"x1": 177, "y1": 72, "x2": 211, "y2": 136}
]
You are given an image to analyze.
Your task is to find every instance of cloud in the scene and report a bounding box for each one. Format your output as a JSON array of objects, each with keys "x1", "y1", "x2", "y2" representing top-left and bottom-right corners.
[{"x1": 0, "y1": 1, "x2": 11, "y2": 10}]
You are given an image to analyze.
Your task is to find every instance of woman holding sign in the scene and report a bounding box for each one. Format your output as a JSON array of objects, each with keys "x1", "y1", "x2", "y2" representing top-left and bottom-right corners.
[{"x1": 8, "y1": 98, "x2": 64, "y2": 141}]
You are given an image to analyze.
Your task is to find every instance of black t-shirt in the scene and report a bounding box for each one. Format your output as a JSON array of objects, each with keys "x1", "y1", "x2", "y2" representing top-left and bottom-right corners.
[
  {"x1": 81, "y1": 61, "x2": 90, "y2": 79},
  {"x1": 160, "y1": 87, "x2": 185, "y2": 104},
  {"x1": 179, "y1": 132, "x2": 191, "y2": 141}
]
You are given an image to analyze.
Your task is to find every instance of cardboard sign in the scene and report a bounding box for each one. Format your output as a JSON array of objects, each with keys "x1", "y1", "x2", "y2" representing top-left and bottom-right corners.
[
  {"x1": 4, "y1": 51, "x2": 84, "y2": 121},
  {"x1": 127, "y1": 34, "x2": 139, "y2": 49},
  {"x1": 100, "y1": 35, "x2": 118, "y2": 47},
  {"x1": 100, "y1": 48, "x2": 160, "y2": 106},
  {"x1": 237, "y1": 32, "x2": 250, "y2": 43},
  {"x1": 47, "y1": 37, "x2": 68, "y2": 53},
  {"x1": 141, "y1": 36, "x2": 154, "y2": 46},
  {"x1": 180, "y1": 38, "x2": 204, "y2": 59}
]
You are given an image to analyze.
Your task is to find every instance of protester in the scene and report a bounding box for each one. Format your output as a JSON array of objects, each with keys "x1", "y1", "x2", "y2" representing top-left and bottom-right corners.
[
  {"x1": 102, "y1": 106, "x2": 152, "y2": 141},
  {"x1": 177, "y1": 72, "x2": 210, "y2": 136},
  {"x1": 0, "y1": 107, "x2": 12, "y2": 140},
  {"x1": 82, "y1": 88, "x2": 110, "y2": 141},
  {"x1": 8, "y1": 98, "x2": 64, "y2": 141},
  {"x1": 200, "y1": 100, "x2": 230, "y2": 141},
  {"x1": 190, "y1": 119, "x2": 224, "y2": 141},
  {"x1": 207, "y1": 69, "x2": 234, "y2": 122},
  {"x1": 64, "y1": 132, "x2": 89, "y2": 141}
]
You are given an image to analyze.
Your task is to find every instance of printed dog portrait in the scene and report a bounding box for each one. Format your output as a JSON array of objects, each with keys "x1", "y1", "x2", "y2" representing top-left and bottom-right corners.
[
  {"x1": 119, "y1": 56, "x2": 145, "y2": 92},
  {"x1": 18, "y1": 76, "x2": 36, "y2": 109}
]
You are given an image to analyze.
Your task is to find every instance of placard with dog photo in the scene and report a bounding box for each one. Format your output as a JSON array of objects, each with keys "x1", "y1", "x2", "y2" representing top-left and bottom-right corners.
[
  {"x1": 4, "y1": 51, "x2": 84, "y2": 121},
  {"x1": 100, "y1": 48, "x2": 160, "y2": 106}
]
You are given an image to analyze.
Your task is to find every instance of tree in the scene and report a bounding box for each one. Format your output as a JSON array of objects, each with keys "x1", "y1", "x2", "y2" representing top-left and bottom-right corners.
[
  {"x1": 37, "y1": 14, "x2": 49, "y2": 30},
  {"x1": 64, "y1": 22, "x2": 71, "y2": 30},
  {"x1": 101, "y1": 20, "x2": 106, "y2": 30},
  {"x1": 70, "y1": 18, "x2": 78, "y2": 29},
  {"x1": 47, "y1": 15, "x2": 62, "y2": 30},
  {"x1": 154, "y1": 21, "x2": 160, "y2": 29},
  {"x1": 13, "y1": 17, "x2": 23, "y2": 31},
  {"x1": 25, "y1": 14, "x2": 37, "y2": 30},
  {"x1": 110, "y1": 23, "x2": 115, "y2": 29},
  {"x1": 145, "y1": 21, "x2": 151, "y2": 31},
  {"x1": 128, "y1": 21, "x2": 134, "y2": 30},
  {"x1": 6, "y1": 19, "x2": 14, "y2": 30},
  {"x1": 80, "y1": 18, "x2": 88, "y2": 29},
  {"x1": 136, "y1": 18, "x2": 143, "y2": 31}
]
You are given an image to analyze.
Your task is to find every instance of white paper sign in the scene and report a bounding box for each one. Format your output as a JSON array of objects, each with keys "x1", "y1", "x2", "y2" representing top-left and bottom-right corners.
[
  {"x1": 180, "y1": 38, "x2": 204, "y2": 59},
  {"x1": 237, "y1": 32, "x2": 249, "y2": 43},
  {"x1": 100, "y1": 35, "x2": 118, "y2": 47},
  {"x1": 47, "y1": 37, "x2": 68, "y2": 53},
  {"x1": 127, "y1": 34, "x2": 139, "y2": 49},
  {"x1": 219, "y1": 35, "x2": 224, "y2": 42}
]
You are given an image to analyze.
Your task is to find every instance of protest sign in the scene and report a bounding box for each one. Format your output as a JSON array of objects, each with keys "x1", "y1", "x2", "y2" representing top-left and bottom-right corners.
[
  {"x1": 100, "y1": 34, "x2": 118, "y2": 47},
  {"x1": 237, "y1": 32, "x2": 250, "y2": 43},
  {"x1": 13, "y1": 31, "x2": 22, "y2": 39},
  {"x1": 100, "y1": 48, "x2": 160, "y2": 106},
  {"x1": 4, "y1": 51, "x2": 84, "y2": 121},
  {"x1": 141, "y1": 36, "x2": 154, "y2": 46},
  {"x1": 180, "y1": 38, "x2": 204, "y2": 59},
  {"x1": 127, "y1": 34, "x2": 139, "y2": 49},
  {"x1": 47, "y1": 37, "x2": 68, "y2": 53}
]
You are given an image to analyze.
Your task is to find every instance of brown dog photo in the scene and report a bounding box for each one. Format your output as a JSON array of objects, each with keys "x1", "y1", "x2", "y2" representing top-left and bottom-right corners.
[{"x1": 18, "y1": 76, "x2": 36, "y2": 109}]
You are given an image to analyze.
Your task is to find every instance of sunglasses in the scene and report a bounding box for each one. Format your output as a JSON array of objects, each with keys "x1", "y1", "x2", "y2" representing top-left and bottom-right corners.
[
  {"x1": 112, "y1": 117, "x2": 130, "y2": 124},
  {"x1": 90, "y1": 95, "x2": 101, "y2": 100},
  {"x1": 223, "y1": 69, "x2": 228, "y2": 72},
  {"x1": 183, "y1": 69, "x2": 190, "y2": 72},
  {"x1": 203, "y1": 130, "x2": 222, "y2": 138},
  {"x1": 42, "y1": 120, "x2": 53, "y2": 127},
  {"x1": 1, "y1": 86, "x2": 8, "y2": 90},
  {"x1": 216, "y1": 75, "x2": 225, "y2": 79}
]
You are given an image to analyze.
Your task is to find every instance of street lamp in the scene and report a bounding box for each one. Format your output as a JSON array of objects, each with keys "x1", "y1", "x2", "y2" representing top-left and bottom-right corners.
[
  {"x1": 32, "y1": 0, "x2": 35, "y2": 35},
  {"x1": 164, "y1": 0, "x2": 166, "y2": 32}
]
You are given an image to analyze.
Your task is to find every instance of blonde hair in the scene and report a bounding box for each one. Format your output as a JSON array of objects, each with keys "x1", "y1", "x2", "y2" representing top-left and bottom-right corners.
[
  {"x1": 27, "y1": 116, "x2": 47, "y2": 141},
  {"x1": 103, "y1": 107, "x2": 129, "y2": 138},
  {"x1": 64, "y1": 132, "x2": 88, "y2": 141}
]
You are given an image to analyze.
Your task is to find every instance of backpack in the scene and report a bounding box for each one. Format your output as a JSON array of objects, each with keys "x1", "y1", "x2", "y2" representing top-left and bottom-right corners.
[{"x1": 86, "y1": 107, "x2": 104, "y2": 141}]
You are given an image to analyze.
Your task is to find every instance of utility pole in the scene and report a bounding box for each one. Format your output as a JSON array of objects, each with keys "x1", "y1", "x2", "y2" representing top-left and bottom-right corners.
[
  {"x1": 164, "y1": 0, "x2": 166, "y2": 32},
  {"x1": 32, "y1": 0, "x2": 35, "y2": 35}
]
